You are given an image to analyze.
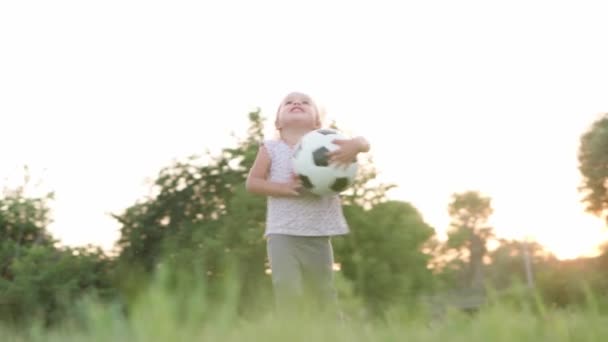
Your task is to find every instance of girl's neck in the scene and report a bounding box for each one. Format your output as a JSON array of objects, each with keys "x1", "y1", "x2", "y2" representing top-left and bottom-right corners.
[{"x1": 279, "y1": 127, "x2": 313, "y2": 146}]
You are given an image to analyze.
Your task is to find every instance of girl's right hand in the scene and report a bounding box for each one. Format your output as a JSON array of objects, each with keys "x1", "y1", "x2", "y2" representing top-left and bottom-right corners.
[{"x1": 281, "y1": 173, "x2": 303, "y2": 196}]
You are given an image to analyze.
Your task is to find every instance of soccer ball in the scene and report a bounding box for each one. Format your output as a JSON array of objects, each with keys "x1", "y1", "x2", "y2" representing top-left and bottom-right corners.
[{"x1": 292, "y1": 128, "x2": 358, "y2": 196}]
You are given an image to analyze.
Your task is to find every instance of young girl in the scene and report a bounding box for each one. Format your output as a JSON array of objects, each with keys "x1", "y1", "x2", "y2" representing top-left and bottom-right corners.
[{"x1": 246, "y1": 92, "x2": 370, "y2": 316}]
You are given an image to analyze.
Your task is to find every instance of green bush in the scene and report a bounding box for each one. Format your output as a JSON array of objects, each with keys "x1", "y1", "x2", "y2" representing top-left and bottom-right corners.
[{"x1": 0, "y1": 243, "x2": 116, "y2": 325}]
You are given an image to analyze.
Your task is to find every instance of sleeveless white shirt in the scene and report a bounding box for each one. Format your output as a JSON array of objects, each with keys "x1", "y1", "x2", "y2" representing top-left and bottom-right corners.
[{"x1": 263, "y1": 139, "x2": 350, "y2": 237}]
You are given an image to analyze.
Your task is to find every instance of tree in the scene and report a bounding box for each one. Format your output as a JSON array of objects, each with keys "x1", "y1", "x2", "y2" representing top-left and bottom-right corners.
[
  {"x1": 486, "y1": 238, "x2": 556, "y2": 290},
  {"x1": 333, "y1": 200, "x2": 436, "y2": 318},
  {"x1": 0, "y1": 172, "x2": 114, "y2": 326},
  {"x1": 0, "y1": 176, "x2": 54, "y2": 249},
  {"x1": 578, "y1": 113, "x2": 608, "y2": 224},
  {"x1": 112, "y1": 109, "x2": 427, "y2": 319},
  {"x1": 445, "y1": 191, "x2": 495, "y2": 291},
  {"x1": 113, "y1": 110, "x2": 266, "y2": 272},
  {"x1": 1, "y1": 175, "x2": 56, "y2": 287}
]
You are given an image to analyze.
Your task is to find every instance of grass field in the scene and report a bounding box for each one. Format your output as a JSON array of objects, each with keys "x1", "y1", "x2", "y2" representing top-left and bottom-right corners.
[
  {"x1": 2, "y1": 269, "x2": 607, "y2": 342},
  {"x1": 3, "y1": 302, "x2": 606, "y2": 341}
]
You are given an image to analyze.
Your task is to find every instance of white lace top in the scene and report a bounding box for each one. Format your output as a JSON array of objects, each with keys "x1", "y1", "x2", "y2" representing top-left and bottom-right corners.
[{"x1": 263, "y1": 139, "x2": 350, "y2": 237}]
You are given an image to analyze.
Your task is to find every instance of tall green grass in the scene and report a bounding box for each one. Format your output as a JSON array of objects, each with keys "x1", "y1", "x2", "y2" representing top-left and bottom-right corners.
[{"x1": 2, "y1": 264, "x2": 607, "y2": 341}]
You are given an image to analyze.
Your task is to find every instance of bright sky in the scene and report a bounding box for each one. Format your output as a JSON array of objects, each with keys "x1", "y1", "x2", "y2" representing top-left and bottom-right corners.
[{"x1": 2, "y1": 0, "x2": 607, "y2": 259}]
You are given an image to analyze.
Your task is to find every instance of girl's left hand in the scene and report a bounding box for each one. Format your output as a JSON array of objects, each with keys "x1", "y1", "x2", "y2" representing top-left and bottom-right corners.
[{"x1": 327, "y1": 138, "x2": 363, "y2": 167}]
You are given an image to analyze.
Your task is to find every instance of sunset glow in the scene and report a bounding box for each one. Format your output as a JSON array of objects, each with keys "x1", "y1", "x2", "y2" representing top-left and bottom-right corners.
[{"x1": 2, "y1": 0, "x2": 607, "y2": 259}]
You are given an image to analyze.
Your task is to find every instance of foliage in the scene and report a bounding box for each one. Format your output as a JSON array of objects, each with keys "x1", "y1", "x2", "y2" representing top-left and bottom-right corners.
[
  {"x1": 485, "y1": 238, "x2": 555, "y2": 290},
  {"x1": 3, "y1": 270, "x2": 608, "y2": 342},
  {"x1": 111, "y1": 110, "x2": 436, "y2": 319},
  {"x1": 0, "y1": 180, "x2": 115, "y2": 326},
  {"x1": 5, "y1": 110, "x2": 608, "y2": 331},
  {"x1": 535, "y1": 256, "x2": 608, "y2": 310},
  {"x1": 578, "y1": 113, "x2": 608, "y2": 223},
  {"x1": 0, "y1": 185, "x2": 54, "y2": 248},
  {"x1": 113, "y1": 111, "x2": 266, "y2": 272},
  {"x1": 0, "y1": 244, "x2": 115, "y2": 326},
  {"x1": 334, "y1": 201, "x2": 436, "y2": 318},
  {"x1": 443, "y1": 191, "x2": 495, "y2": 291}
]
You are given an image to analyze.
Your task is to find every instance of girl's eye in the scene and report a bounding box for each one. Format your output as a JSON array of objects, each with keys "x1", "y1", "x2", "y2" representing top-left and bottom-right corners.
[
  {"x1": 302, "y1": 100, "x2": 309, "y2": 104},
  {"x1": 285, "y1": 101, "x2": 292, "y2": 105}
]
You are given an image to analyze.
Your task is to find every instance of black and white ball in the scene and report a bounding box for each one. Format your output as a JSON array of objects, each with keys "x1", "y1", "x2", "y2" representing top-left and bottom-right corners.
[{"x1": 292, "y1": 129, "x2": 358, "y2": 196}]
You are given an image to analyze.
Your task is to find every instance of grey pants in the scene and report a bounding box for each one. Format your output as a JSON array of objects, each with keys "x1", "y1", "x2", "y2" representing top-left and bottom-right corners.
[{"x1": 266, "y1": 234, "x2": 339, "y2": 315}]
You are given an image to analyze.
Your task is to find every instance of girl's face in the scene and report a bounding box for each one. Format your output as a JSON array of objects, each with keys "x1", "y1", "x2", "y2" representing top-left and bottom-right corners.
[{"x1": 275, "y1": 92, "x2": 320, "y2": 130}]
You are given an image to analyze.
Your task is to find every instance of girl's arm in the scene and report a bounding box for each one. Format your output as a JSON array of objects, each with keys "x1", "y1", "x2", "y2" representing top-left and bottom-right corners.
[{"x1": 246, "y1": 145, "x2": 300, "y2": 197}]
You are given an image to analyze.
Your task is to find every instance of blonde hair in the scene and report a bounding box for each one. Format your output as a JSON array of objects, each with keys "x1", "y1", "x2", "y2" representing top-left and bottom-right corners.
[{"x1": 273, "y1": 92, "x2": 324, "y2": 138}]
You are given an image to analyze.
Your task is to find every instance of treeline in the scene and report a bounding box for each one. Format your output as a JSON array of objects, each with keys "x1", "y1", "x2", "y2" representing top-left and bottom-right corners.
[{"x1": 1, "y1": 111, "x2": 608, "y2": 326}]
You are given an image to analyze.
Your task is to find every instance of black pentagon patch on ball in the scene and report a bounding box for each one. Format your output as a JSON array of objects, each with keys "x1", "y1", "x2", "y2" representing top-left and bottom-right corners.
[
  {"x1": 316, "y1": 129, "x2": 337, "y2": 135},
  {"x1": 312, "y1": 146, "x2": 330, "y2": 166},
  {"x1": 331, "y1": 177, "x2": 350, "y2": 192},
  {"x1": 299, "y1": 175, "x2": 313, "y2": 189}
]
